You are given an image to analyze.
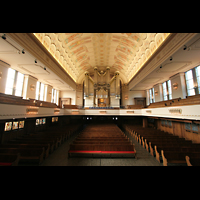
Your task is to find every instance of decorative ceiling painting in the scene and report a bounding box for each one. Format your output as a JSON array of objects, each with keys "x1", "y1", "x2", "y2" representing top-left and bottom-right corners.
[{"x1": 33, "y1": 33, "x2": 170, "y2": 83}]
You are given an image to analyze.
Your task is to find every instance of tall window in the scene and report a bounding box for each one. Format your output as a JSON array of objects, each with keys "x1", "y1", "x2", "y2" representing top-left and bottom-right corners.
[
  {"x1": 162, "y1": 80, "x2": 172, "y2": 101},
  {"x1": 149, "y1": 88, "x2": 155, "y2": 104},
  {"x1": 39, "y1": 83, "x2": 44, "y2": 101},
  {"x1": 5, "y1": 68, "x2": 16, "y2": 95},
  {"x1": 5, "y1": 68, "x2": 24, "y2": 97},
  {"x1": 162, "y1": 82, "x2": 168, "y2": 101},
  {"x1": 185, "y1": 69, "x2": 195, "y2": 96},
  {"x1": 15, "y1": 72, "x2": 24, "y2": 97},
  {"x1": 51, "y1": 88, "x2": 57, "y2": 103},
  {"x1": 51, "y1": 88, "x2": 59, "y2": 105},
  {"x1": 35, "y1": 81, "x2": 45, "y2": 101},
  {"x1": 56, "y1": 90, "x2": 59, "y2": 105},
  {"x1": 167, "y1": 80, "x2": 172, "y2": 100},
  {"x1": 195, "y1": 65, "x2": 200, "y2": 93},
  {"x1": 35, "y1": 81, "x2": 40, "y2": 100}
]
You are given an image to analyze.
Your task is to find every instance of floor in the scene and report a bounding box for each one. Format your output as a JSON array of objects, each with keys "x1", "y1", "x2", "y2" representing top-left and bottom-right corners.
[{"x1": 32, "y1": 127, "x2": 163, "y2": 167}]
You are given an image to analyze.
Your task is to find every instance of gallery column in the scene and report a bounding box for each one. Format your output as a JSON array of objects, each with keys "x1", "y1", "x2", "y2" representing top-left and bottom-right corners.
[
  {"x1": 84, "y1": 71, "x2": 89, "y2": 98},
  {"x1": 115, "y1": 71, "x2": 120, "y2": 99}
]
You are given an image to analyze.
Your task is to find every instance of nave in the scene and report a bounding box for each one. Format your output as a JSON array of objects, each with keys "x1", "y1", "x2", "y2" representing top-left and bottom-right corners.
[{"x1": 35, "y1": 125, "x2": 163, "y2": 166}]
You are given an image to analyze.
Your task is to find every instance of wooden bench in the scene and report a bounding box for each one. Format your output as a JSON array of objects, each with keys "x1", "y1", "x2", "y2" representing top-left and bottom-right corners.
[
  {"x1": 73, "y1": 141, "x2": 131, "y2": 145},
  {"x1": 154, "y1": 145, "x2": 200, "y2": 163},
  {"x1": 185, "y1": 155, "x2": 200, "y2": 166},
  {"x1": 8, "y1": 140, "x2": 55, "y2": 154},
  {"x1": 0, "y1": 92, "x2": 35, "y2": 106},
  {"x1": 68, "y1": 150, "x2": 136, "y2": 158},
  {"x1": 69, "y1": 144, "x2": 134, "y2": 151},
  {"x1": 0, "y1": 153, "x2": 20, "y2": 166},
  {"x1": 63, "y1": 105, "x2": 78, "y2": 109},
  {"x1": 0, "y1": 143, "x2": 50, "y2": 159},
  {"x1": 0, "y1": 148, "x2": 45, "y2": 165},
  {"x1": 68, "y1": 124, "x2": 136, "y2": 158},
  {"x1": 21, "y1": 134, "x2": 62, "y2": 148},
  {"x1": 127, "y1": 105, "x2": 144, "y2": 109},
  {"x1": 69, "y1": 143, "x2": 136, "y2": 158},
  {"x1": 161, "y1": 150, "x2": 200, "y2": 166},
  {"x1": 147, "y1": 95, "x2": 200, "y2": 108}
]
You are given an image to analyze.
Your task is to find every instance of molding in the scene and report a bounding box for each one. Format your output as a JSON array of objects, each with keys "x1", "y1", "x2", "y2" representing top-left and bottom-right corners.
[
  {"x1": 24, "y1": 74, "x2": 38, "y2": 81},
  {"x1": 128, "y1": 33, "x2": 198, "y2": 90},
  {"x1": 0, "y1": 60, "x2": 10, "y2": 68},
  {"x1": 6, "y1": 33, "x2": 76, "y2": 90}
]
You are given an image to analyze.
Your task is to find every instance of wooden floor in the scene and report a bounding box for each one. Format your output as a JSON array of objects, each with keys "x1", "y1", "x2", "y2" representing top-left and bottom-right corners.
[{"x1": 19, "y1": 127, "x2": 163, "y2": 166}]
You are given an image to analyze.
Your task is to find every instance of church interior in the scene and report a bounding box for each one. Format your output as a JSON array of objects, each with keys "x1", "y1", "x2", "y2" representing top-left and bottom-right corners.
[{"x1": 0, "y1": 33, "x2": 200, "y2": 166}]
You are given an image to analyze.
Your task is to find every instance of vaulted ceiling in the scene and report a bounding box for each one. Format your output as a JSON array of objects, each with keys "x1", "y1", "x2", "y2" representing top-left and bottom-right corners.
[{"x1": 33, "y1": 33, "x2": 170, "y2": 84}]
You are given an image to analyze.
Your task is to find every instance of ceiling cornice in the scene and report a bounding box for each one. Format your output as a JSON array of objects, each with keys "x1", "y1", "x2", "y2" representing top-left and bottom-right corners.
[
  {"x1": 6, "y1": 33, "x2": 76, "y2": 90},
  {"x1": 128, "y1": 33, "x2": 198, "y2": 91}
]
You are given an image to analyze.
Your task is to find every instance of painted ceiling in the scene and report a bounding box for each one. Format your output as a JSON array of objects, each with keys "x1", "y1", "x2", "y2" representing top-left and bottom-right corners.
[{"x1": 33, "y1": 33, "x2": 170, "y2": 83}]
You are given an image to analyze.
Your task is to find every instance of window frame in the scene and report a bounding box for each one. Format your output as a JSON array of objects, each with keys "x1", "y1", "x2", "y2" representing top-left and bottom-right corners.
[
  {"x1": 185, "y1": 69, "x2": 195, "y2": 96},
  {"x1": 5, "y1": 68, "x2": 24, "y2": 97}
]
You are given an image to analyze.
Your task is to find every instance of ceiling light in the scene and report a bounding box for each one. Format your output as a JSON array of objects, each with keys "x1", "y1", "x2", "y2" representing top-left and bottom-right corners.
[{"x1": 1, "y1": 34, "x2": 6, "y2": 40}]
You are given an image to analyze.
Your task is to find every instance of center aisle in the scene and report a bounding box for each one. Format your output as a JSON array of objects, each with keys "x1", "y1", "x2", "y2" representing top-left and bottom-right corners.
[{"x1": 41, "y1": 126, "x2": 163, "y2": 166}]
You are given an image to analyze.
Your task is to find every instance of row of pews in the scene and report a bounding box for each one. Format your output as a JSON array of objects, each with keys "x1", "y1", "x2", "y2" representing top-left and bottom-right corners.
[
  {"x1": 126, "y1": 105, "x2": 144, "y2": 109},
  {"x1": 123, "y1": 124, "x2": 200, "y2": 166},
  {"x1": 0, "y1": 92, "x2": 57, "y2": 108},
  {"x1": 148, "y1": 94, "x2": 200, "y2": 108},
  {"x1": 68, "y1": 124, "x2": 136, "y2": 158},
  {"x1": 0, "y1": 124, "x2": 83, "y2": 166}
]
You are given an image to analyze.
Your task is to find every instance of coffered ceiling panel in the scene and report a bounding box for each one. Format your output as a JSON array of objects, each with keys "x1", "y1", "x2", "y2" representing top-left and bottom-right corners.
[{"x1": 33, "y1": 33, "x2": 170, "y2": 84}]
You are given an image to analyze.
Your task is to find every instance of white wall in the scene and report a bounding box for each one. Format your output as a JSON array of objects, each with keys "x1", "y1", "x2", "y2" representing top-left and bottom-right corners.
[
  {"x1": 127, "y1": 90, "x2": 146, "y2": 105},
  {"x1": 60, "y1": 90, "x2": 76, "y2": 105},
  {"x1": 0, "y1": 62, "x2": 9, "y2": 93},
  {"x1": 171, "y1": 73, "x2": 187, "y2": 99},
  {"x1": 44, "y1": 85, "x2": 53, "y2": 102},
  {"x1": 154, "y1": 83, "x2": 163, "y2": 102},
  {"x1": 110, "y1": 97, "x2": 120, "y2": 107},
  {"x1": 23, "y1": 75, "x2": 38, "y2": 99},
  {"x1": 85, "y1": 97, "x2": 93, "y2": 107}
]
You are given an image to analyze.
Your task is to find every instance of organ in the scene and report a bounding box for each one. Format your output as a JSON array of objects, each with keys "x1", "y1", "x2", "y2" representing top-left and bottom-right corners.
[{"x1": 84, "y1": 67, "x2": 121, "y2": 107}]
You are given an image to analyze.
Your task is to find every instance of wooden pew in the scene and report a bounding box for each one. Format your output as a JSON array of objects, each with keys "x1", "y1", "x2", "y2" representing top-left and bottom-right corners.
[
  {"x1": 161, "y1": 150, "x2": 200, "y2": 166},
  {"x1": 64, "y1": 105, "x2": 78, "y2": 109},
  {"x1": 31, "y1": 99, "x2": 58, "y2": 108},
  {"x1": 127, "y1": 105, "x2": 144, "y2": 109},
  {"x1": 147, "y1": 94, "x2": 200, "y2": 108},
  {"x1": 68, "y1": 124, "x2": 136, "y2": 158},
  {"x1": 69, "y1": 144, "x2": 134, "y2": 151},
  {"x1": 155, "y1": 145, "x2": 200, "y2": 163},
  {"x1": 185, "y1": 155, "x2": 200, "y2": 166},
  {"x1": 0, "y1": 148, "x2": 45, "y2": 165},
  {"x1": 7, "y1": 140, "x2": 55, "y2": 154},
  {"x1": 21, "y1": 134, "x2": 61, "y2": 148},
  {"x1": 0, "y1": 153, "x2": 20, "y2": 166},
  {"x1": 72, "y1": 140, "x2": 134, "y2": 145},
  {"x1": 0, "y1": 92, "x2": 35, "y2": 106},
  {"x1": 0, "y1": 143, "x2": 50, "y2": 159}
]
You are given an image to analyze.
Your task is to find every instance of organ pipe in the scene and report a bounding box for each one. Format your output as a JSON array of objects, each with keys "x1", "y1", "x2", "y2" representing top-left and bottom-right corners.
[
  {"x1": 84, "y1": 71, "x2": 89, "y2": 98},
  {"x1": 115, "y1": 71, "x2": 120, "y2": 99}
]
